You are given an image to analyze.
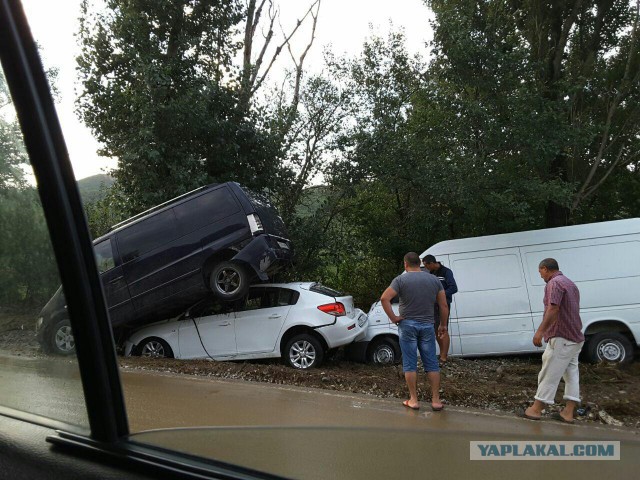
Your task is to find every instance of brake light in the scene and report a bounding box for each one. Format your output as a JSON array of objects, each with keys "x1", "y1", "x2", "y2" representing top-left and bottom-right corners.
[
  {"x1": 317, "y1": 302, "x2": 346, "y2": 317},
  {"x1": 247, "y1": 213, "x2": 264, "y2": 234}
]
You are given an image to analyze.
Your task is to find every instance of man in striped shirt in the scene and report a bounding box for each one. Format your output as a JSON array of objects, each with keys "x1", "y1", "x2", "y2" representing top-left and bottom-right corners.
[{"x1": 521, "y1": 258, "x2": 585, "y2": 424}]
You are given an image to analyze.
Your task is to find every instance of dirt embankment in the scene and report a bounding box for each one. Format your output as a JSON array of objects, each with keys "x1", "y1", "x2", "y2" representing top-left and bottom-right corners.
[{"x1": 2, "y1": 324, "x2": 639, "y2": 428}]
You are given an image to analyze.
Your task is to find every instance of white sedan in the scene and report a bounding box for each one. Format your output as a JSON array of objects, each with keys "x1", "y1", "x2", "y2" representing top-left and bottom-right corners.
[{"x1": 124, "y1": 282, "x2": 368, "y2": 369}]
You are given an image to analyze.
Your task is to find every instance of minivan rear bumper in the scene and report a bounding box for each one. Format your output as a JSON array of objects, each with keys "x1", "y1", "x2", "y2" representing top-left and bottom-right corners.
[{"x1": 233, "y1": 234, "x2": 294, "y2": 280}]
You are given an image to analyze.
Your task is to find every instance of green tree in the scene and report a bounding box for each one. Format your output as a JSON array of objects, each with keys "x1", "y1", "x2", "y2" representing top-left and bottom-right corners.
[
  {"x1": 0, "y1": 72, "x2": 27, "y2": 192},
  {"x1": 424, "y1": 0, "x2": 640, "y2": 227},
  {"x1": 77, "y1": 0, "x2": 289, "y2": 213}
]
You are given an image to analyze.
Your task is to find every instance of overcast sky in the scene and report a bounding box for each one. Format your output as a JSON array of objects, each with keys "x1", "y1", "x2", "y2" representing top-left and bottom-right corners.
[{"x1": 20, "y1": 0, "x2": 433, "y2": 180}]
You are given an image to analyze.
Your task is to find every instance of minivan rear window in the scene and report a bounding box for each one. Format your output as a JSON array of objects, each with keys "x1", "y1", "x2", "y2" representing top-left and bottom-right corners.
[
  {"x1": 309, "y1": 283, "x2": 344, "y2": 297},
  {"x1": 238, "y1": 185, "x2": 287, "y2": 237},
  {"x1": 173, "y1": 186, "x2": 240, "y2": 233}
]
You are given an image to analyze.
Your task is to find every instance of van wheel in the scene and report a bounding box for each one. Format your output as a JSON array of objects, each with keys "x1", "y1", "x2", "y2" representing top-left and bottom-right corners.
[
  {"x1": 284, "y1": 334, "x2": 324, "y2": 369},
  {"x1": 368, "y1": 337, "x2": 400, "y2": 365},
  {"x1": 586, "y1": 332, "x2": 634, "y2": 364},
  {"x1": 209, "y1": 261, "x2": 250, "y2": 301},
  {"x1": 136, "y1": 337, "x2": 174, "y2": 358},
  {"x1": 48, "y1": 318, "x2": 76, "y2": 356}
]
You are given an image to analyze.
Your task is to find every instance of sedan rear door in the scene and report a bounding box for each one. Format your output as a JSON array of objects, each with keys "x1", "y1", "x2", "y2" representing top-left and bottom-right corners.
[{"x1": 234, "y1": 287, "x2": 293, "y2": 354}]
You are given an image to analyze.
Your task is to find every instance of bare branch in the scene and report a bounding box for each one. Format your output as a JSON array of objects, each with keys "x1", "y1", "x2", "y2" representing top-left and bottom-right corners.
[
  {"x1": 248, "y1": 0, "x2": 276, "y2": 87},
  {"x1": 551, "y1": 0, "x2": 583, "y2": 81},
  {"x1": 250, "y1": 0, "x2": 320, "y2": 98},
  {"x1": 583, "y1": 145, "x2": 640, "y2": 202},
  {"x1": 572, "y1": 0, "x2": 640, "y2": 210}
]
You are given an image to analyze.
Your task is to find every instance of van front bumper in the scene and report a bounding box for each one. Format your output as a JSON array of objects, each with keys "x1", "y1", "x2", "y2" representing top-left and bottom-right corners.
[{"x1": 233, "y1": 234, "x2": 294, "y2": 281}]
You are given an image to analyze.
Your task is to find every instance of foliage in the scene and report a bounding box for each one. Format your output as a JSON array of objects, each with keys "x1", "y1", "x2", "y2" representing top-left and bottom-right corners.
[
  {"x1": 73, "y1": 2, "x2": 640, "y2": 310},
  {"x1": 0, "y1": 71, "x2": 27, "y2": 192},
  {"x1": 0, "y1": 187, "x2": 61, "y2": 309},
  {"x1": 77, "y1": 0, "x2": 290, "y2": 214},
  {"x1": 423, "y1": 0, "x2": 640, "y2": 227}
]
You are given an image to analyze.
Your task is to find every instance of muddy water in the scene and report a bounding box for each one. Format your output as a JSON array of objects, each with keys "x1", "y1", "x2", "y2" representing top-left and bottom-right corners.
[
  {"x1": 1, "y1": 355, "x2": 638, "y2": 479},
  {"x1": 122, "y1": 369, "x2": 640, "y2": 480}
]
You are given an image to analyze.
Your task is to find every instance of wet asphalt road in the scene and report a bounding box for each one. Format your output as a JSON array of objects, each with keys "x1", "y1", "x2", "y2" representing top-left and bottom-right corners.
[{"x1": 1, "y1": 354, "x2": 638, "y2": 479}]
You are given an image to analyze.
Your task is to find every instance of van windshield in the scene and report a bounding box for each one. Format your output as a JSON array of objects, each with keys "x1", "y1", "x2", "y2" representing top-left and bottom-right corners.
[{"x1": 239, "y1": 186, "x2": 288, "y2": 238}]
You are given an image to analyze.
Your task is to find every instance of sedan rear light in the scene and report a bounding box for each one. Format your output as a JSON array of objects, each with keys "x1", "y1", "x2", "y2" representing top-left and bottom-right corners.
[{"x1": 317, "y1": 302, "x2": 346, "y2": 317}]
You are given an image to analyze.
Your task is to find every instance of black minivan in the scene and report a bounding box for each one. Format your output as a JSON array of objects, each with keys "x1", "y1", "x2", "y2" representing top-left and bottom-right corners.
[{"x1": 36, "y1": 182, "x2": 293, "y2": 355}]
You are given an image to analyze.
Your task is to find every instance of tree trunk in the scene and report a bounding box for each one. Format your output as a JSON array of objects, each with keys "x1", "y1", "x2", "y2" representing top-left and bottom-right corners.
[{"x1": 545, "y1": 201, "x2": 570, "y2": 228}]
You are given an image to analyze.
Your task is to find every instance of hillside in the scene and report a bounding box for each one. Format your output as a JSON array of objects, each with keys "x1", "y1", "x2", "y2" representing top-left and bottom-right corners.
[{"x1": 77, "y1": 173, "x2": 114, "y2": 204}]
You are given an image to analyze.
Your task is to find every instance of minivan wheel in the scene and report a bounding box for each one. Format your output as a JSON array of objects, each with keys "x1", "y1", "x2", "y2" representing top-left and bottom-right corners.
[
  {"x1": 48, "y1": 318, "x2": 75, "y2": 356},
  {"x1": 284, "y1": 334, "x2": 324, "y2": 369},
  {"x1": 209, "y1": 261, "x2": 250, "y2": 301},
  {"x1": 587, "y1": 332, "x2": 634, "y2": 364},
  {"x1": 137, "y1": 337, "x2": 174, "y2": 359},
  {"x1": 368, "y1": 337, "x2": 400, "y2": 365}
]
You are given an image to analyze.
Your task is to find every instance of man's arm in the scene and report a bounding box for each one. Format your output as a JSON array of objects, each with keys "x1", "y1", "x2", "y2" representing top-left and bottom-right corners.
[
  {"x1": 436, "y1": 290, "x2": 449, "y2": 337},
  {"x1": 381, "y1": 287, "x2": 402, "y2": 324},
  {"x1": 444, "y1": 269, "x2": 458, "y2": 296},
  {"x1": 533, "y1": 304, "x2": 559, "y2": 347}
]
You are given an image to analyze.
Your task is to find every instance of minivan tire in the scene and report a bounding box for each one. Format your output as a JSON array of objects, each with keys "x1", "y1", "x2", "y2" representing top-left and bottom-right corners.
[
  {"x1": 209, "y1": 261, "x2": 251, "y2": 301},
  {"x1": 136, "y1": 337, "x2": 174, "y2": 358},
  {"x1": 284, "y1": 334, "x2": 324, "y2": 369},
  {"x1": 48, "y1": 318, "x2": 75, "y2": 356},
  {"x1": 586, "y1": 332, "x2": 634, "y2": 364},
  {"x1": 368, "y1": 337, "x2": 401, "y2": 365}
]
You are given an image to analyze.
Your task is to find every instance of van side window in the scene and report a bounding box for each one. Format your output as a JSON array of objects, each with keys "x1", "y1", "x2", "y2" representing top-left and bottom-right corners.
[
  {"x1": 173, "y1": 187, "x2": 240, "y2": 233},
  {"x1": 117, "y1": 209, "x2": 178, "y2": 263},
  {"x1": 94, "y1": 239, "x2": 115, "y2": 273}
]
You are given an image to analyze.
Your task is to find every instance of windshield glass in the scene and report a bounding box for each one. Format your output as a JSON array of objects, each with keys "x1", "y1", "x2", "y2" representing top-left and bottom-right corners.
[
  {"x1": 9, "y1": 0, "x2": 640, "y2": 478},
  {"x1": 0, "y1": 66, "x2": 89, "y2": 432}
]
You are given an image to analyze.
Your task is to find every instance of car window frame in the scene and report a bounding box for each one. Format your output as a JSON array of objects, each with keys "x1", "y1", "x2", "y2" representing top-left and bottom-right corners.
[
  {"x1": 0, "y1": 0, "x2": 128, "y2": 442},
  {"x1": 1, "y1": 2, "x2": 283, "y2": 479}
]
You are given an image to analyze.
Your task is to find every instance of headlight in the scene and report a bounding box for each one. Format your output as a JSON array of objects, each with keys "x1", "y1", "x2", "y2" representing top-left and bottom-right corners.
[{"x1": 35, "y1": 317, "x2": 43, "y2": 331}]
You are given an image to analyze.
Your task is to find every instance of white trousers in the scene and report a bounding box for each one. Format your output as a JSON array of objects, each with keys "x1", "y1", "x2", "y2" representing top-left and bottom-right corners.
[{"x1": 534, "y1": 337, "x2": 585, "y2": 404}]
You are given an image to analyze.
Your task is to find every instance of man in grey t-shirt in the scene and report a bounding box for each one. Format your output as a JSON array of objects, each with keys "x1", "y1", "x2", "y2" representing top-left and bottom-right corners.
[{"x1": 381, "y1": 252, "x2": 449, "y2": 411}]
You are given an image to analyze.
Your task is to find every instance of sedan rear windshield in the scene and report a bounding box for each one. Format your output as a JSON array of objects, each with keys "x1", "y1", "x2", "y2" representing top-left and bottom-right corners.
[{"x1": 309, "y1": 283, "x2": 344, "y2": 297}]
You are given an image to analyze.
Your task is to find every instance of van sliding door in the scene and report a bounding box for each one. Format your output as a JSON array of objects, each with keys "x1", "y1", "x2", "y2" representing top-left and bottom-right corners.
[{"x1": 450, "y1": 249, "x2": 536, "y2": 356}]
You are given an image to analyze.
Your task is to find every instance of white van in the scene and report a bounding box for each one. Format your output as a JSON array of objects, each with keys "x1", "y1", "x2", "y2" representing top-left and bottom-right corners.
[{"x1": 350, "y1": 218, "x2": 640, "y2": 365}]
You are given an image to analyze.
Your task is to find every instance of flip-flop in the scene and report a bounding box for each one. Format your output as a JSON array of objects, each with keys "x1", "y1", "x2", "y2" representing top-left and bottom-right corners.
[
  {"x1": 402, "y1": 400, "x2": 420, "y2": 410},
  {"x1": 516, "y1": 408, "x2": 540, "y2": 421},
  {"x1": 550, "y1": 412, "x2": 575, "y2": 424},
  {"x1": 431, "y1": 403, "x2": 444, "y2": 411}
]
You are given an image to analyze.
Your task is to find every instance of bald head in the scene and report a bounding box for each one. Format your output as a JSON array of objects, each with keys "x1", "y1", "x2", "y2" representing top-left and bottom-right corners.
[{"x1": 404, "y1": 252, "x2": 421, "y2": 267}]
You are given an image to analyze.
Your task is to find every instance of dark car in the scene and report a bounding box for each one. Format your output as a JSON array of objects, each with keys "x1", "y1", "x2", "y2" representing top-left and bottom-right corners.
[{"x1": 36, "y1": 182, "x2": 293, "y2": 355}]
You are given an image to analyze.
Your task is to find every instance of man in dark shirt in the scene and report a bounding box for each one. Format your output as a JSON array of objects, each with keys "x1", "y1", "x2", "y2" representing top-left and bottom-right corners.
[
  {"x1": 521, "y1": 258, "x2": 585, "y2": 424},
  {"x1": 381, "y1": 252, "x2": 449, "y2": 411},
  {"x1": 423, "y1": 255, "x2": 458, "y2": 362}
]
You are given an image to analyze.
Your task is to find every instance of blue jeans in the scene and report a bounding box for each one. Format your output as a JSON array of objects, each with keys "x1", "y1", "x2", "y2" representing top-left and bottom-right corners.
[{"x1": 398, "y1": 319, "x2": 439, "y2": 373}]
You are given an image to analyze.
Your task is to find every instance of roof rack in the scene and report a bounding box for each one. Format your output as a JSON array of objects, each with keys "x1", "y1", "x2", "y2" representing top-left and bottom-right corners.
[{"x1": 109, "y1": 184, "x2": 215, "y2": 231}]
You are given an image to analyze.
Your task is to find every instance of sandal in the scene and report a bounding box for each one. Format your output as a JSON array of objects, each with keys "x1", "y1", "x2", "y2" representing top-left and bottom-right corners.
[
  {"x1": 403, "y1": 400, "x2": 420, "y2": 410},
  {"x1": 516, "y1": 408, "x2": 540, "y2": 421},
  {"x1": 431, "y1": 403, "x2": 444, "y2": 411},
  {"x1": 550, "y1": 412, "x2": 575, "y2": 424}
]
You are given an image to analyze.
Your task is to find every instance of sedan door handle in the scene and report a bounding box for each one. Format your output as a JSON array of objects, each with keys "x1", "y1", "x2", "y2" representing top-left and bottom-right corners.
[
  {"x1": 268, "y1": 314, "x2": 282, "y2": 319},
  {"x1": 218, "y1": 322, "x2": 231, "y2": 326}
]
